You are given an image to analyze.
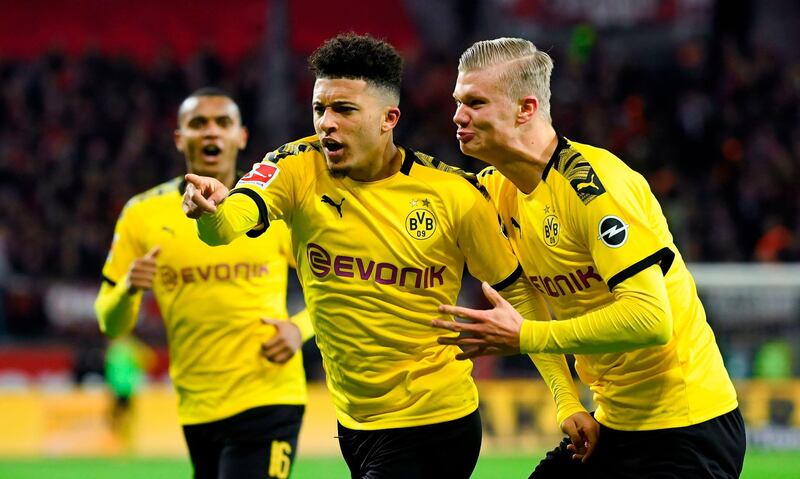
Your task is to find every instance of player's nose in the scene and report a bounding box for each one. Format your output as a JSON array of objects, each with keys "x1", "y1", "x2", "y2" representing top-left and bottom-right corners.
[
  {"x1": 318, "y1": 110, "x2": 337, "y2": 133},
  {"x1": 453, "y1": 104, "x2": 469, "y2": 126}
]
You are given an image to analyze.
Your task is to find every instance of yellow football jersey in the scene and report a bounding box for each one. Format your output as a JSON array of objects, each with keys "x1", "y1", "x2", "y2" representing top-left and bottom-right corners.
[
  {"x1": 479, "y1": 137, "x2": 738, "y2": 431},
  {"x1": 99, "y1": 177, "x2": 308, "y2": 425},
  {"x1": 218, "y1": 135, "x2": 524, "y2": 430}
]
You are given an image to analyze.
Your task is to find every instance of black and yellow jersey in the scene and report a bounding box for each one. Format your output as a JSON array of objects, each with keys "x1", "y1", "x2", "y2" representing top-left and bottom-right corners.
[
  {"x1": 197, "y1": 135, "x2": 531, "y2": 430},
  {"x1": 96, "y1": 177, "x2": 312, "y2": 425},
  {"x1": 479, "y1": 137, "x2": 738, "y2": 431}
]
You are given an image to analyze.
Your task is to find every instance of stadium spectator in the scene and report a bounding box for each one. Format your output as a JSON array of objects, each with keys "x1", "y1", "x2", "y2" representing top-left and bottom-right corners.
[
  {"x1": 434, "y1": 37, "x2": 746, "y2": 478},
  {"x1": 94, "y1": 88, "x2": 313, "y2": 479}
]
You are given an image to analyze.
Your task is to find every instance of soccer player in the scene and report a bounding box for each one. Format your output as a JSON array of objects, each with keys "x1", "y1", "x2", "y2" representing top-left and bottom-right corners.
[
  {"x1": 432, "y1": 37, "x2": 746, "y2": 478},
  {"x1": 95, "y1": 88, "x2": 313, "y2": 479},
  {"x1": 182, "y1": 34, "x2": 576, "y2": 479}
]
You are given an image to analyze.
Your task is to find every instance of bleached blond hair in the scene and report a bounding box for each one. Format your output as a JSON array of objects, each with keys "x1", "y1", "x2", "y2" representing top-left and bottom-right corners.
[{"x1": 459, "y1": 38, "x2": 554, "y2": 122}]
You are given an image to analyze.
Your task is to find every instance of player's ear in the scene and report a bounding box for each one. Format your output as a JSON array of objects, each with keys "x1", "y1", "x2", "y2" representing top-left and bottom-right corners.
[
  {"x1": 517, "y1": 96, "x2": 539, "y2": 124},
  {"x1": 382, "y1": 107, "x2": 401, "y2": 132},
  {"x1": 174, "y1": 129, "x2": 185, "y2": 153},
  {"x1": 239, "y1": 126, "x2": 249, "y2": 149}
]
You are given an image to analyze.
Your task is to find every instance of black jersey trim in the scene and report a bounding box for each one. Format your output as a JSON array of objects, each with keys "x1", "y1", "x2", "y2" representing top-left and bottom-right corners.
[
  {"x1": 541, "y1": 136, "x2": 569, "y2": 181},
  {"x1": 229, "y1": 188, "x2": 271, "y2": 238},
  {"x1": 102, "y1": 275, "x2": 117, "y2": 287},
  {"x1": 606, "y1": 247, "x2": 676, "y2": 291},
  {"x1": 491, "y1": 264, "x2": 524, "y2": 292},
  {"x1": 400, "y1": 148, "x2": 416, "y2": 175}
]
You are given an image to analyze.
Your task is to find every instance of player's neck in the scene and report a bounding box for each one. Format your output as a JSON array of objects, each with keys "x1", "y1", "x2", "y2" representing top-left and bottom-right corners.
[
  {"x1": 348, "y1": 141, "x2": 401, "y2": 182},
  {"x1": 490, "y1": 127, "x2": 557, "y2": 195}
]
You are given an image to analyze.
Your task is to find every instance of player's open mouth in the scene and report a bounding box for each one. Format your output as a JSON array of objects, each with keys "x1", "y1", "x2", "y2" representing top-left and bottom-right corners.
[
  {"x1": 321, "y1": 138, "x2": 344, "y2": 159},
  {"x1": 202, "y1": 144, "x2": 222, "y2": 157}
]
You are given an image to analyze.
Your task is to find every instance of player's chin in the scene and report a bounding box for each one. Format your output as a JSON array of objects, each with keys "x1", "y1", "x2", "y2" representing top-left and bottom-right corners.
[{"x1": 326, "y1": 161, "x2": 351, "y2": 179}]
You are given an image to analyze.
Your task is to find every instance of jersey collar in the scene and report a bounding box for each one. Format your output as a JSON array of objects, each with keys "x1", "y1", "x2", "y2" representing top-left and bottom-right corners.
[{"x1": 541, "y1": 135, "x2": 569, "y2": 182}]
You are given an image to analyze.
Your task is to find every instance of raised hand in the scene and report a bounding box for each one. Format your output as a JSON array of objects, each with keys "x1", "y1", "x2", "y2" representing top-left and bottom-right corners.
[
  {"x1": 260, "y1": 318, "x2": 303, "y2": 364},
  {"x1": 432, "y1": 281, "x2": 523, "y2": 360},
  {"x1": 182, "y1": 173, "x2": 229, "y2": 219},
  {"x1": 125, "y1": 246, "x2": 161, "y2": 292},
  {"x1": 561, "y1": 411, "x2": 600, "y2": 463}
]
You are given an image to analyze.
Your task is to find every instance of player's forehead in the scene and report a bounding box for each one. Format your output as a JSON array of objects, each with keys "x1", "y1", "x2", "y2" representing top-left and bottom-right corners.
[
  {"x1": 179, "y1": 96, "x2": 240, "y2": 123},
  {"x1": 453, "y1": 67, "x2": 504, "y2": 99},
  {"x1": 312, "y1": 77, "x2": 374, "y2": 104}
]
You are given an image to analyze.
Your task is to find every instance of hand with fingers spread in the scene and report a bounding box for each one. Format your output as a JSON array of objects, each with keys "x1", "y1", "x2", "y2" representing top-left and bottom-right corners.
[
  {"x1": 561, "y1": 411, "x2": 600, "y2": 463},
  {"x1": 182, "y1": 173, "x2": 229, "y2": 219},
  {"x1": 260, "y1": 318, "x2": 303, "y2": 364},
  {"x1": 125, "y1": 246, "x2": 161, "y2": 292},
  {"x1": 432, "y1": 281, "x2": 524, "y2": 360}
]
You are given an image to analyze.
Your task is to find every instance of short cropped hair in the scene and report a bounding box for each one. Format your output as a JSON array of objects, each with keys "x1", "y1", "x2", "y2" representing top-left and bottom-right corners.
[
  {"x1": 178, "y1": 87, "x2": 240, "y2": 124},
  {"x1": 185, "y1": 87, "x2": 234, "y2": 101},
  {"x1": 459, "y1": 38, "x2": 554, "y2": 122},
  {"x1": 308, "y1": 33, "x2": 403, "y2": 101}
]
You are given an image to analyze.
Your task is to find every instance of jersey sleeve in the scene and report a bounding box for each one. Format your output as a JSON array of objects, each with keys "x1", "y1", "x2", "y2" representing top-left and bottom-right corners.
[
  {"x1": 498, "y1": 276, "x2": 586, "y2": 424},
  {"x1": 456, "y1": 182, "x2": 521, "y2": 288},
  {"x1": 565, "y1": 166, "x2": 674, "y2": 291},
  {"x1": 519, "y1": 263, "x2": 673, "y2": 354},
  {"x1": 102, "y1": 201, "x2": 146, "y2": 284},
  {"x1": 96, "y1": 201, "x2": 146, "y2": 337},
  {"x1": 196, "y1": 140, "x2": 317, "y2": 245},
  {"x1": 228, "y1": 140, "x2": 316, "y2": 235},
  {"x1": 476, "y1": 166, "x2": 503, "y2": 216}
]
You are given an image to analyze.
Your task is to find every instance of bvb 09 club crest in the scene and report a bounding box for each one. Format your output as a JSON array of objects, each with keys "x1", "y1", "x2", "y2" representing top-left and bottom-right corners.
[
  {"x1": 405, "y1": 199, "x2": 437, "y2": 240},
  {"x1": 543, "y1": 214, "x2": 560, "y2": 247}
]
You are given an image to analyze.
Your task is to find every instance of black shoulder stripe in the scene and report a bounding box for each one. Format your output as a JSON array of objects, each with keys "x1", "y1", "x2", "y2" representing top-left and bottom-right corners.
[
  {"x1": 606, "y1": 247, "x2": 676, "y2": 291},
  {"x1": 229, "y1": 188, "x2": 271, "y2": 238},
  {"x1": 542, "y1": 136, "x2": 569, "y2": 181},
  {"x1": 400, "y1": 150, "x2": 416, "y2": 175},
  {"x1": 102, "y1": 275, "x2": 117, "y2": 287},
  {"x1": 266, "y1": 139, "x2": 321, "y2": 163},
  {"x1": 491, "y1": 264, "x2": 524, "y2": 292}
]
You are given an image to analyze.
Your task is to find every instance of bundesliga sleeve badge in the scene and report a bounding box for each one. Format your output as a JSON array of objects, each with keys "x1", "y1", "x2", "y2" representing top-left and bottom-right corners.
[{"x1": 239, "y1": 162, "x2": 279, "y2": 189}]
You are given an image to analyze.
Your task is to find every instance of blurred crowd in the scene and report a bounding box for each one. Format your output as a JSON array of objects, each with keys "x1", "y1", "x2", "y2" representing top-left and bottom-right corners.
[{"x1": 1, "y1": 33, "x2": 798, "y2": 286}]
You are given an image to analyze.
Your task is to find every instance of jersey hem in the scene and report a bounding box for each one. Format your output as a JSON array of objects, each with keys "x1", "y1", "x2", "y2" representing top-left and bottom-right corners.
[
  {"x1": 594, "y1": 399, "x2": 739, "y2": 431},
  {"x1": 178, "y1": 396, "x2": 307, "y2": 425},
  {"x1": 335, "y1": 403, "x2": 479, "y2": 431}
]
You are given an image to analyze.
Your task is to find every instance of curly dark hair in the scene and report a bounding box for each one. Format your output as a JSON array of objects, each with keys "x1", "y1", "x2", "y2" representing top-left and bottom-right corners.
[{"x1": 308, "y1": 33, "x2": 403, "y2": 96}]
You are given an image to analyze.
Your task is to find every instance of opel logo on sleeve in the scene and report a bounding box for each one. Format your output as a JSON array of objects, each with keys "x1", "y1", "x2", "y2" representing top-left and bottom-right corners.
[{"x1": 597, "y1": 215, "x2": 629, "y2": 248}]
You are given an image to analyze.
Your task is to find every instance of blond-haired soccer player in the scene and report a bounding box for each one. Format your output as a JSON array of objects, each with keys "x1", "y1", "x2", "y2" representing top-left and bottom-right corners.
[
  {"x1": 182, "y1": 34, "x2": 574, "y2": 479},
  {"x1": 432, "y1": 38, "x2": 746, "y2": 478},
  {"x1": 95, "y1": 88, "x2": 313, "y2": 479}
]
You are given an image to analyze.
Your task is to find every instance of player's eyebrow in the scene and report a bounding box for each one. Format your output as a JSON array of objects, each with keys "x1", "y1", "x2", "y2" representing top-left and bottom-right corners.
[{"x1": 314, "y1": 100, "x2": 358, "y2": 107}]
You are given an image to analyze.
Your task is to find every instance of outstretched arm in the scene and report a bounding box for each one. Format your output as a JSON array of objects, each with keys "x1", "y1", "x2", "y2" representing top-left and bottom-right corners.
[
  {"x1": 433, "y1": 263, "x2": 671, "y2": 355},
  {"x1": 183, "y1": 173, "x2": 263, "y2": 246}
]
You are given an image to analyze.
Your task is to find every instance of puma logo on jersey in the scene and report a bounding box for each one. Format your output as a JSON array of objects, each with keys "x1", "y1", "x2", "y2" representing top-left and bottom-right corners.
[
  {"x1": 321, "y1": 195, "x2": 345, "y2": 217},
  {"x1": 575, "y1": 172, "x2": 601, "y2": 193},
  {"x1": 554, "y1": 149, "x2": 606, "y2": 204}
]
